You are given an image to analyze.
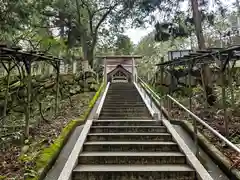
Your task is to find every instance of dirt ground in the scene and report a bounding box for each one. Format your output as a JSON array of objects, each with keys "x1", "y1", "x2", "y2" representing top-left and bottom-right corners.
[{"x1": 0, "y1": 92, "x2": 94, "y2": 180}]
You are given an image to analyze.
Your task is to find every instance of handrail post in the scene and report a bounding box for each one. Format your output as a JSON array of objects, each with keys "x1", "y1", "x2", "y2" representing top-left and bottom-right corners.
[
  {"x1": 188, "y1": 63, "x2": 198, "y2": 156},
  {"x1": 167, "y1": 96, "x2": 171, "y2": 117},
  {"x1": 188, "y1": 63, "x2": 193, "y2": 113},
  {"x1": 193, "y1": 117, "x2": 199, "y2": 157},
  {"x1": 160, "y1": 96, "x2": 163, "y2": 120}
]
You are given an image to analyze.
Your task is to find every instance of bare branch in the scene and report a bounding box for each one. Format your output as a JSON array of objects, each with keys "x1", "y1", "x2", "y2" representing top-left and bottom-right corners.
[
  {"x1": 94, "y1": 3, "x2": 118, "y2": 34},
  {"x1": 0, "y1": 61, "x2": 8, "y2": 73}
]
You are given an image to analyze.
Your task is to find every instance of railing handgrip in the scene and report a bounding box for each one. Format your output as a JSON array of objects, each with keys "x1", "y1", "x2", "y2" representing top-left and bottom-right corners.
[{"x1": 139, "y1": 77, "x2": 240, "y2": 155}]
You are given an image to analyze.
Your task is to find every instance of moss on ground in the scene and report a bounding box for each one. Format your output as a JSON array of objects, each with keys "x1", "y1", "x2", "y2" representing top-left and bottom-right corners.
[
  {"x1": 0, "y1": 176, "x2": 6, "y2": 180},
  {"x1": 25, "y1": 83, "x2": 105, "y2": 180}
]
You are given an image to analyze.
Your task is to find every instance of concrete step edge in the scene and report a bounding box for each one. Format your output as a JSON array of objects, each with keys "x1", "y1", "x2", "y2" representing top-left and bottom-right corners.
[
  {"x1": 84, "y1": 141, "x2": 177, "y2": 145},
  {"x1": 90, "y1": 126, "x2": 166, "y2": 128},
  {"x1": 79, "y1": 152, "x2": 184, "y2": 157},
  {"x1": 73, "y1": 164, "x2": 195, "y2": 172},
  {"x1": 87, "y1": 133, "x2": 171, "y2": 136}
]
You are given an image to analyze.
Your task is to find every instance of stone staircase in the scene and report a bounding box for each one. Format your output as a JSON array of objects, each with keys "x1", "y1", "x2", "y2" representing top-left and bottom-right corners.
[{"x1": 72, "y1": 83, "x2": 197, "y2": 180}]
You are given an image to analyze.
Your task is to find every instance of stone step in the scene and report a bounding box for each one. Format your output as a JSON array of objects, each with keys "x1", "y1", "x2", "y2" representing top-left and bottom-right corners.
[
  {"x1": 78, "y1": 152, "x2": 186, "y2": 165},
  {"x1": 102, "y1": 105, "x2": 146, "y2": 109},
  {"x1": 89, "y1": 126, "x2": 167, "y2": 133},
  {"x1": 103, "y1": 102, "x2": 145, "y2": 105},
  {"x1": 92, "y1": 120, "x2": 161, "y2": 126},
  {"x1": 102, "y1": 106, "x2": 147, "y2": 110},
  {"x1": 100, "y1": 110, "x2": 149, "y2": 114},
  {"x1": 105, "y1": 95, "x2": 142, "y2": 98},
  {"x1": 105, "y1": 99, "x2": 143, "y2": 101},
  {"x1": 87, "y1": 133, "x2": 172, "y2": 141},
  {"x1": 108, "y1": 89, "x2": 138, "y2": 92},
  {"x1": 106, "y1": 95, "x2": 140, "y2": 97},
  {"x1": 102, "y1": 103, "x2": 146, "y2": 107},
  {"x1": 107, "y1": 92, "x2": 139, "y2": 94},
  {"x1": 103, "y1": 102, "x2": 147, "y2": 108},
  {"x1": 105, "y1": 94, "x2": 141, "y2": 96},
  {"x1": 99, "y1": 112, "x2": 149, "y2": 117},
  {"x1": 106, "y1": 95, "x2": 142, "y2": 97},
  {"x1": 101, "y1": 107, "x2": 148, "y2": 111},
  {"x1": 72, "y1": 164, "x2": 195, "y2": 180},
  {"x1": 105, "y1": 98, "x2": 144, "y2": 104},
  {"x1": 83, "y1": 141, "x2": 179, "y2": 152},
  {"x1": 100, "y1": 112, "x2": 148, "y2": 115},
  {"x1": 98, "y1": 116, "x2": 152, "y2": 120},
  {"x1": 107, "y1": 92, "x2": 138, "y2": 94},
  {"x1": 100, "y1": 109, "x2": 149, "y2": 114},
  {"x1": 106, "y1": 95, "x2": 141, "y2": 97}
]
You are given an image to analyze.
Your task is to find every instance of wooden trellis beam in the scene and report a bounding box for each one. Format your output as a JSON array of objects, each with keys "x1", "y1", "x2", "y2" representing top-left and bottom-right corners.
[{"x1": 156, "y1": 45, "x2": 240, "y2": 69}]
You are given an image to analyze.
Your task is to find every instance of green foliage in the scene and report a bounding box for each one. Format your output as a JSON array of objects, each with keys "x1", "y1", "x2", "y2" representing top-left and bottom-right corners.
[
  {"x1": 33, "y1": 119, "x2": 78, "y2": 172},
  {"x1": 25, "y1": 83, "x2": 105, "y2": 180},
  {"x1": 89, "y1": 83, "x2": 105, "y2": 108},
  {"x1": 135, "y1": 31, "x2": 190, "y2": 80},
  {"x1": 231, "y1": 135, "x2": 240, "y2": 144},
  {"x1": 0, "y1": 176, "x2": 6, "y2": 180},
  {"x1": 115, "y1": 34, "x2": 134, "y2": 55},
  {"x1": 155, "y1": 22, "x2": 189, "y2": 42}
]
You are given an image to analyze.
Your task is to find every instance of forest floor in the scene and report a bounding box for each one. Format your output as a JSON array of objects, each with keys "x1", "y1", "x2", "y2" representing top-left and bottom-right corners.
[
  {"x1": 0, "y1": 92, "x2": 95, "y2": 180},
  {"x1": 170, "y1": 100, "x2": 240, "y2": 170}
]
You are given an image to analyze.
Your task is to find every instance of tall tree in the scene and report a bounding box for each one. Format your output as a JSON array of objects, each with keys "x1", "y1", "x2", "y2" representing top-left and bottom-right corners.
[
  {"x1": 43, "y1": 0, "x2": 143, "y2": 70},
  {"x1": 135, "y1": 0, "x2": 224, "y2": 105},
  {"x1": 235, "y1": 0, "x2": 240, "y2": 28},
  {"x1": 115, "y1": 35, "x2": 133, "y2": 55},
  {"x1": 191, "y1": 0, "x2": 206, "y2": 49},
  {"x1": 190, "y1": 0, "x2": 216, "y2": 105}
]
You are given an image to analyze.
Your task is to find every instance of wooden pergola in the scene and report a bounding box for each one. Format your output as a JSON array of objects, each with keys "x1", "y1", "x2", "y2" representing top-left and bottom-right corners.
[
  {"x1": 0, "y1": 44, "x2": 63, "y2": 137},
  {"x1": 156, "y1": 46, "x2": 240, "y2": 70},
  {"x1": 155, "y1": 45, "x2": 240, "y2": 136}
]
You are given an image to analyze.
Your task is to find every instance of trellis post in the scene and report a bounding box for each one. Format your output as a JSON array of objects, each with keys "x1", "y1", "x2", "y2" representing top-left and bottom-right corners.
[
  {"x1": 188, "y1": 63, "x2": 192, "y2": 112},
  {"x1": 24, "y1": 58, "x2": 32, "y2": 138},
  {"x1": 55, "y1": 60, "x2": 60, "y2": 115},
  {"x1": 220, "y1": 55, "x2": 229, "y2": 138},
  {"x1": 3, "y1": 61, "x2": 11, "y2": 122}
]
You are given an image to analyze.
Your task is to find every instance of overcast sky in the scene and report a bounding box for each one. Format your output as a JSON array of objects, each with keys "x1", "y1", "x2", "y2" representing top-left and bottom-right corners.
[
  {"x1": 124, "y1": 27, "x2": 153, "y2": 44},
  {"x1": 125, "y1": 0, "x2": 236, "y2": 44}
]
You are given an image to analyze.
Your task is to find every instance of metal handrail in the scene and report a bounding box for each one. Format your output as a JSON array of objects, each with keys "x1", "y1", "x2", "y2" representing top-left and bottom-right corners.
[
  {"x1": 138, "y1": 77, "x2": 166, "y2": 101},
  {"x1": 138, "y1": 77, "x2": 240, "y2": 155},
  {"x1": 167, "y1": 95, "x2": 240, "y2": 154},
  {"x1": 133, "y1": 81, "x2": 158, "y2": 119}
]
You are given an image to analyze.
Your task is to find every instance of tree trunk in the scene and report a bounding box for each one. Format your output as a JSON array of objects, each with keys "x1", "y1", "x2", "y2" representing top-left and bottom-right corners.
[
  {"x1": 221, "y1": 60, "x2": 229, "y2": 138},
  {"x1": 227, "y1": 63, "x2": 235, "y2": 106},
  {"x1": 236, "y1": 0, "x2": 240, "y2": 29},
  {"x1": 160, "y1": 57, "x2": 164, "y2": 95},
  {"x1": 81, "y1": 36, "x2": 90, "y2": 71},
  {"x1": 87, "y1": 47, "x2": 94, "y2": 68},
  {"x1": 25, "y1": 61, "x2": 31, "y2": 139},
  {"x1": 82, "y1": 47, "x2": 94, "y2": 71},
  {"x1": 82, "y1": 60, "x2": 89, "y2": 72},
  {"x1": 191, "y1": 0, "x2": 216, "y2": 106},
  {"x1": 3, "y1": 62, "x2": 11, "y2": 121},
  {"x1": 55, "y1": 62, "x2": 60, "y2": 115},
  {"x1": 81, "y1": 31, "x2": 96, "y2": 71},
  {"x1": 191, "y1": 0, "x2": 205, "y2": 49}
]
